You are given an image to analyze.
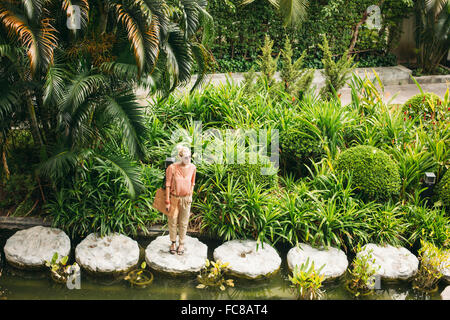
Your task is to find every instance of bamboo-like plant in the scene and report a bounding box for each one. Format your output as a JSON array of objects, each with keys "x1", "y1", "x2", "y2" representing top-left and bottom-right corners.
[
  {"x1": 413, "y1": 240, "x2": 450, "y2": 291},
  {"x1": 288, "y1": 257, "x2": 325, "y2": 300},
  {"x1": 196, "y1": 259, "x2": 235, "y2": 290},
  {"x1": 346, "y1": 246, "x2": 380, "y2": 297}
]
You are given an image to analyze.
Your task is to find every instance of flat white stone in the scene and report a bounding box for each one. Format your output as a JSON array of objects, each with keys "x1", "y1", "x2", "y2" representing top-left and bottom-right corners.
[
  {"x1": 287, "y1": 243, "x2": 348, "y2": 279},
  {"x1": 75, "y1": 233, "x2": 139, "y2": 274},
  {"x1": 357, "y1": 244, "x2": 419, "y2": 280},
  {"x1": 213, "y1": 240, "x2": 281, "y2": 279},
  {"x1": 4, "y1": 226, "x2": 71, "y2": 269},
  {"x1": 145, "y1": 235, "x2": 207, "y2": 275},
  {"x1": 441, "y1": 286, "x2": 450, "y2": 300},
  {"x1": 440, "y1": 249, "x2": 450, "y2": 284}
]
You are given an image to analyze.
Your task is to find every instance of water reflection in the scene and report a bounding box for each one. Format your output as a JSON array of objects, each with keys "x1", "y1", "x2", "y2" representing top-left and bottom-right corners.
[{"x1": 0, "y1": 235, "x2": 445, "y2": 300}]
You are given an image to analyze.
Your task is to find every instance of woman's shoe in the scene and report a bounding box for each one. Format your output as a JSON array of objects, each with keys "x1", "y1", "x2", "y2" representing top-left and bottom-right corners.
[
  {"x1": 169, "y1": 242, "x2": 177, "y2": 255},
  {"x1": 177, "y1": 245, "x2": 185, "y2": 255}
]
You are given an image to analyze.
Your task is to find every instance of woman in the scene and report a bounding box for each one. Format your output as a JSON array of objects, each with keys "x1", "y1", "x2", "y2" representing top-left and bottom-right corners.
[{"x1": 165, "y1": 145, "x2": 197, "y2": 255}]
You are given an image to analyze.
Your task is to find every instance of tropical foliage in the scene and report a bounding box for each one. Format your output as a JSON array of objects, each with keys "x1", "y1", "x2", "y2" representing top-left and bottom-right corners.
[
  {"x1": 413, "y1": 0, "x2": 450, "y2": 74},
  {"x1": 0, "y1": 0, "x2": 212, "y2": 232}
]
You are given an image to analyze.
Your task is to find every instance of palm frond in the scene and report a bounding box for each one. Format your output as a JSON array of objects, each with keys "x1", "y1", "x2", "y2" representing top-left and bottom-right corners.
[
  {"x1": 0, "y1": 4, "x2": 58, "y2": 75},
  {"x1": 278, "y1": 0, "x2": 309, "y2": 27},
  {"x1": 164, "y1": 26, "x2": 193, "y2": 91},
  {"x1": 113, "y1": 3, "x2": 146, "y2": 76},
  {"x1": 36, "y1": 143, "x2": 80, "y2": 181},
  {"x1": 43, "y1": 63, "x2": 70, "y2": 106},
  {"x1": 93, "y1": 152, "x2": 144, "y2": 199},
  {"x1": 61, "y1": 72, "x2": 107, "y2": 115},
  {"x1": 102, "y1": 91, "x2": 148, "y2": 160}
]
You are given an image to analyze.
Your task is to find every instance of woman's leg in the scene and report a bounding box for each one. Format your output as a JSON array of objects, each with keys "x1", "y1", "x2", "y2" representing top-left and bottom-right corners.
[
  {"x1": 177, "y1": 199, "x2": 191, "y2": 248},
  {"x1": 168, "y1": 204, "x2": 180, "y2": 249}
]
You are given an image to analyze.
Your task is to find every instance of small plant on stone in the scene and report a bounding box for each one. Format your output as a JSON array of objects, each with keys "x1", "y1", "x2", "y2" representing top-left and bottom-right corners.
[
  {"x1": 45, "y1": 252, "x2": 79, "y2": 284},
  {"x1": 412, "y1": 240, "x2": 450, "y2": 292},
  {"x1": 346, "y1": 245, "x2": 380, "y2": 297},
  {"x1": 124, "y1": 261, "x2": 154, "y2": 288},
  {"x1": 288, "y1": 258, "x2": 325, "y2": 300},
  {"x1": 196, "y1": 259, "x2": 234, "y2": 291}
]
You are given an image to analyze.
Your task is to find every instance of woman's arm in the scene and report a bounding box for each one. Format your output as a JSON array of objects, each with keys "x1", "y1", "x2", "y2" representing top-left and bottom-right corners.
[
  {"x1": 190, "y1": 166, "x2": 196, "y2": 195},
  {"x1": 165, "y1": 165, "x2": 173, "y2": 203}
]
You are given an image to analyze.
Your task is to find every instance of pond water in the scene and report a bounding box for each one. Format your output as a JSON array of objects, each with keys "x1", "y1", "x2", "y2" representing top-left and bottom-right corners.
[{"x1": 0, "y1": 230, "x2": 444, "y2": 300}]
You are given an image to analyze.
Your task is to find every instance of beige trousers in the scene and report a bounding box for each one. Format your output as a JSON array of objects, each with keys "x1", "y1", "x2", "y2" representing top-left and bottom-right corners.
[{"x1": 168, "y1": 194, "x2": 192, "y2": 245}]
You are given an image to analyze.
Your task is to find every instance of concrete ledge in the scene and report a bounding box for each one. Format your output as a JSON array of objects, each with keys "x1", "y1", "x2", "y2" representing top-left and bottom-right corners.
[
  {"x1": 135, "y1": 65, "x2": 420, "y2": 99},
  {"x1": 0, "y1": 216, "x2": 52, "y2": 230},
  {"x1": 411, "y1": 74, "x2": 450, "y2": 85},
  {"x1": 0, "y1": 216, "x2": 206, "y2": 239}
]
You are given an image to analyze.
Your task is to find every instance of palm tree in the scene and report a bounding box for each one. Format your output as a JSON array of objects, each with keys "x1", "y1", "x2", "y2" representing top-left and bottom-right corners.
[
  {"x1": 241, "y1": 0, "x2": 309, "y2": 27},
  {"x1": 414, "y1": 0, "x2": 450, "y2": 73},
  {"x1": 0, "y1": 0, "x2": 213, "y2": 198}
]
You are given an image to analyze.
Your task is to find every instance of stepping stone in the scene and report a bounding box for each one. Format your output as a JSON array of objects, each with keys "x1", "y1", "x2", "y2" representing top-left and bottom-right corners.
[
  {"x1": 213, "y1": 240, "x2": 281, "y2": 279},
  {"x1": 287, "y1": 243, "x2": 348, "y2": 280},
  {"x1": 440, "y1": 249, "x2": 450, "y2": 284},
  {"x1": 441, "y1": 286, "x2": 450, "y2": 300},
  {"x1": 3, "y1": 226, "x2": 71, "y2": 270},
  {"x1": 145, "y1": 235, "x2": 207, "y2": 276},
  {"x1": 357, "y1": 244, "x2": 419, "y2": 280},
  {"x1": 75, "y1": 233, "x2": 139, "y2": 275}
]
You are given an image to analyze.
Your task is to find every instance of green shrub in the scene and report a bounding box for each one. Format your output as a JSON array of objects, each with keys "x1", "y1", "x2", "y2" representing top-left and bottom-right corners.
[
  {"x1": 280, "y1": 117, "x2": 323, "y2": 177},
  {"x1": 194, "y1": 166, "x2": 283, "y2": 244},
  {"x1": 318, "y1": 35, "x2": 356, "y2": 100},
  {"x1": 406, "y1": 204, "x2": 449, "y2": 248},
  {"x1": 402, "y1": 92, "x2": 445, "y2": 125},
  {"x1": 0, "y1": 173, "x2": 36, "y2": 207},
  {"x1": 436, "y1": 169, "x2": 450, "y2": 208},
  {"x1": 413, "y1": 240, "x2": 450, "y2": 291},
  {"x1": 227, "y1": 162, "x2": 277, "y2": 188},
  {"x1": 335, "y1": 145, "x2": 401, "y2": 201},
  {"x1": 279, "y1": 36, "x2": 314, "y2": 98},
  {"x1": 43, "y1": 160, "x2": 161, "y2": 238}
]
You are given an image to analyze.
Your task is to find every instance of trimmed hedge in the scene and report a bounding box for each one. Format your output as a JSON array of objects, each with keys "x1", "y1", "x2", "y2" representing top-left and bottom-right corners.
[
  {"x1": 280, "y1": 119, "x2": 323, "y2": 177},
  {"x1": 336, "y1": 145, "x2": 401, "y2": 201},
  {"x1": 437, "y1": 170, "x2": 450, "y2": 208},
  {"x1": 402, "y1": 93, "x2": 444, "y2": 123}
]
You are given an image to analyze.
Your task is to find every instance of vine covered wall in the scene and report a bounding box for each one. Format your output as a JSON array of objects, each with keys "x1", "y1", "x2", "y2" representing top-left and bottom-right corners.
[{"x1": 207, "y1": 0, "x2": 413, "y2": 71}]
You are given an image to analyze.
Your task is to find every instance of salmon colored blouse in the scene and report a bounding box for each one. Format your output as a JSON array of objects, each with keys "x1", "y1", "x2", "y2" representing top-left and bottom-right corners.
[{"x1": 165, "y1": 163, "x2": 196, "y2": 197}]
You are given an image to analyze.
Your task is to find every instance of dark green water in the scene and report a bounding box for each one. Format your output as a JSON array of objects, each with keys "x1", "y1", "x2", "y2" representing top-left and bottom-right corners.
[{"x1": 0, "y1": 231, "x2": 444, "y2": 300}]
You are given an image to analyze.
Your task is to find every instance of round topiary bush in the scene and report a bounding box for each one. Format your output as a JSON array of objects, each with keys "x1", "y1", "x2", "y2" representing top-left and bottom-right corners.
[
  {"x1": 402, "y1": 92, "x2": 446, "y2": 124},
  {"x1": 335, "y1": 145, "x2": 401, "y2": 201},
  {"x1": 436, "y1": 170, "x2": 450, "y2": 208},
  {"x1": 280, "y1": 119, "x2": 323, "y2": 177}
]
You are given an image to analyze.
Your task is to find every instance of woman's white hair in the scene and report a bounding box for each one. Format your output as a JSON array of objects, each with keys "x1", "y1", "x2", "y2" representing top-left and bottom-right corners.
[{"x1": 176, "y1": 145, "x2": 191, "y2": 159}]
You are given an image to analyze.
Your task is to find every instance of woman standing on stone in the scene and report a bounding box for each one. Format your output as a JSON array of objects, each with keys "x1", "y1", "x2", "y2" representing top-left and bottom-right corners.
[{"x1": 165, "y1": 145, "x2": 196, "y2": 255}]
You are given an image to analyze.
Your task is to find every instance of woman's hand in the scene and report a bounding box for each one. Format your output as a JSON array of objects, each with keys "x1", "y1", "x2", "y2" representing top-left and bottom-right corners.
[
  {"x1": 165, "y1": 199, "x2": 170, "y2": 212},
  {"x1": 188, "y1": 194, "x2": 193, "y2": 204}
]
